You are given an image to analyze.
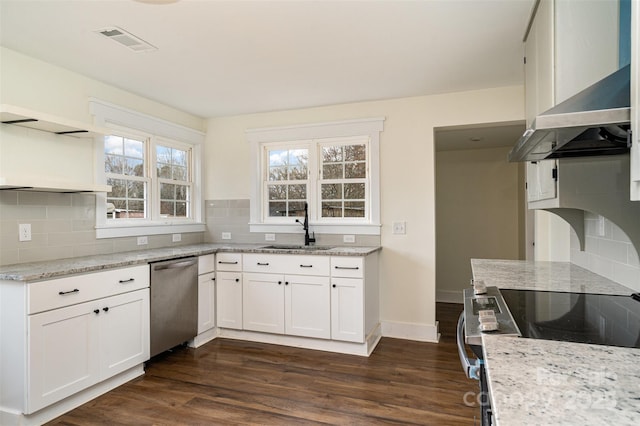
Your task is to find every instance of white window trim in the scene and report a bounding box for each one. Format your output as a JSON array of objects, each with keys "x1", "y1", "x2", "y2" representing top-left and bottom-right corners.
[
  {"x1": 246, "y1": 117, "x2": 384, "y2": 235},
  {"x1": 90, "y1": 99, "x2": 205, "y2": 238}
]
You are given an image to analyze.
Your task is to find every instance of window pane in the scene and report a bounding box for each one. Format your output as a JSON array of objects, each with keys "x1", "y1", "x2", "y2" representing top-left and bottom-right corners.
[
  {"x1": 124, "y1": 139, "x2": 144, "y2": 159},
  {"x1": 124, "y1": 158, "x2": 144, "y2": 177},
  {"x1": 288, "y1": 184, "x2": 306, "y2": 200},
  {"x1": 322, "y1": 201, "x2": 342, "y2": 217},
  {"x1": 268, "y1": 150, "x2": 287, "y2": 167},
  {"x1": 321, "y1": 183, "x2": 342, "y2": 200},
  {"x1": 344, "y1": 144, "x2": 366, "y2": 161},
  {"x1": 344, "y1": 183, "x2": 365, "y2": 199},
  {"x1": 127, "y1": 200, "x2": 146, "y2": 218},
  {"x1": 107, "y1": 178, "x2": 126, "y2": 198},
  {"x1": 105, "y1": 136, "x2": 123, "y2": 155},
  {"x1": 157, "y1": 146, "x2": 172, "y2": 164},
  {"x1": 345, "y1": 201, "x2": 365, "y2": 217},
  {"x1": 345, "y1": 162, "x2": 366, "y2": 179},
  {"x1": 269, "y1": 166, "x2": 287, "y2": 181},
  {"x1": 160, "y1": 201, "x2": 174, "y2": 217},
  {"x1": 175, "y1": 202, "x2": 187, "y2": 217},
  {"x1": 172, "y1": 148, "x2": 187, "y2": 166},
  {"x1": 158, "y1": 164, "x2": 172, "y2": 179},
  {"x1": 160, "y1": 183, "x2": 175, "y2": 200},
  {"x1": 288, "y1": 201, "x2": 305, "y2": 216},
  {"x1": 105, "y1": 155, "x2": 123, "y2": 174},
  {"x1": 175, "y1": 185, "x2": 188, "y2": 201},
  {"x1": 322, "y1": 146, "x2": 342, "y2": 163},
  {"x1": 323, "y1": 164, "x2": 343, "y2": 180},
  {"x1": 269, "y1": 185, "x2": 287, "y2": 200},
  {"x1": 172, "y1": 165, "x2": 187, "y2": 181},
  {"x1": 128, "y1": 181, "x2": 145, "y2": 199},
  {"x1": 269, "y1": 201, "x2": 287, "y2": 217},
  {"x1": 289, "y1": 164, "x2": 307, "y2": 180}
]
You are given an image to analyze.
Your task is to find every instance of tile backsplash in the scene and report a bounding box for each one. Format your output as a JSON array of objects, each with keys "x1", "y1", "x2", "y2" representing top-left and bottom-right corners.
[
  {"x1": 204, "y1": 199, "x2": 381, "y2": 247},
  {"x1": 571, "y1": 212, "x2": 640, "y2": 291},
  {"x1": 0, "y1": 191, "x2": 203, "y2": 266}
]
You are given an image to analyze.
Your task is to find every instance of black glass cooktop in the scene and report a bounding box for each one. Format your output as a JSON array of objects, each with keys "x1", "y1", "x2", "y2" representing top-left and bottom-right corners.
[{"x1": 500, "y1": 289, "x2": 640, "y2": 348}]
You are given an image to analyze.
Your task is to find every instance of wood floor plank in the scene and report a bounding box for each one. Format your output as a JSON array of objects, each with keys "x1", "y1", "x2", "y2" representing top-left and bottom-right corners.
[{"x1": 47, "y1": 302, "x2": 479, "y2": 425}]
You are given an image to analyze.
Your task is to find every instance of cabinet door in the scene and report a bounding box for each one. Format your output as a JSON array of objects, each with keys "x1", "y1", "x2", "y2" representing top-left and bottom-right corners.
[
  {"x1": 198, "y1": 272, "x2": 216, "y2": 333},
  {"x1": 527, "y1": 160, "x2": 557, "y2": 202},
  {"x1": 27, "y1": 301, "x2": 100, "y2": 414},
  {"x1": 216, "y1": 271, "x2": 243, "y2": 329},
  {"x1": 99, "y1": 289, "x2": 150, "y2": 380},
  {"x1": 242, "y1": 273, "x2": 284, "y2": 334},
  {"x1": 331, "y1": 277, "x2": 364, "y2": 343},
  {"x1": 285, "y1": 274, "x2": 330, "y2": 339}
]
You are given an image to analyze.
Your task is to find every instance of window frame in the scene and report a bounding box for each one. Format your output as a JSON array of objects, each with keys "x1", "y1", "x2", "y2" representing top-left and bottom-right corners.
[
  {"x1": 91, "y1": 99, "x2": 205, "y2": 238},
  {"x1": 247, "y1": 118, "x2": 383, "y2": 235}
]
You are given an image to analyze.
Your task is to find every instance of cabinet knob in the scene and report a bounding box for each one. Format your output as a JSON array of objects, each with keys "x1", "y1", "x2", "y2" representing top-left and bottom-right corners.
[
  {"x1": 235, "y1": 278, "x2": 240, "y2": 282},
  {"x1": 212, "y1": 277, "x2": 216, "y2": 281},
  {"x1": 94, "y1": 309, "x2": 100, "y2": 314},
  {"x1": 332, "y1": 284, "x2": 336, "y2": 288},
  {"x1": 278, "y1": 281, "x2": 282, "y2": 285},
  {"x1": 103, "y1": 307, "x2": 109, "y2": 312},
  {"x1": 285, "y1": 281, "x2": 289, "y2": 285}
]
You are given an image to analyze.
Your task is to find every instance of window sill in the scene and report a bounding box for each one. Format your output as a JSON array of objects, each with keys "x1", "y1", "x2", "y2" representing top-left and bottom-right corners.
[
  {"x1": 96, "y1": 222, "x2": 206, "y2": 239},
  {"x1": 249, "y1": 222, "x2": 381, "y2": 235}
]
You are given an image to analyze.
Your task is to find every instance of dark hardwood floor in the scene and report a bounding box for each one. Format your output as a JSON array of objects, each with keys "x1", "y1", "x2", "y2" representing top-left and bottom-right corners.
[{"x1": 48, "y1": 303, "x2": 478, "y2": 425}]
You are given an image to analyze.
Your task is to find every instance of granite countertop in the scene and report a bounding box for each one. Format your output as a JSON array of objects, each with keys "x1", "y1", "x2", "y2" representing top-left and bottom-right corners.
[
  {"x1": 471, "y1": 259, "x2": 640, "y2": 425},
  {"x1": 0, "y1": 243, "x2": 381, "y2": 282}
]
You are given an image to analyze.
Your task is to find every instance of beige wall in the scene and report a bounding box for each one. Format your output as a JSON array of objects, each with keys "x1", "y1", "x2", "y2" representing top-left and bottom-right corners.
[
  {"x1": 204, "y1": 87, "x2": 524, "y2": 338},
  {"x1": 435, "y1": 146, "x2": 524, "y2": 303}
]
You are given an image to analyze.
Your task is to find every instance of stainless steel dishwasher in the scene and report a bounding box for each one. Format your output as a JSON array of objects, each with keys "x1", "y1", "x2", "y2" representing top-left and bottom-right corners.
[{"x1": 149, "y1": 257, "x2": 198, "y2": 357}]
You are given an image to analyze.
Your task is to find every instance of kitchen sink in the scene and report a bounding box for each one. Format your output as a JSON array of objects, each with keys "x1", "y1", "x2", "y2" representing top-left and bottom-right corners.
[{"x1": 260, "y1": 245, "x2": 334, "y2": 250}]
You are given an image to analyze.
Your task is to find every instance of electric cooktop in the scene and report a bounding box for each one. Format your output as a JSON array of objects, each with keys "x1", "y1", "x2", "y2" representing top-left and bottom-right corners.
[{"x1": 500, "y1": 289, "x2": 640, "y2": 349}]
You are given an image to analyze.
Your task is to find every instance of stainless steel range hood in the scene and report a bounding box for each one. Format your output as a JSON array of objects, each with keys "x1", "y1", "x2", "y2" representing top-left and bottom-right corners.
[{"x1": 508, "y1": 65, "x2": 631, "y2": 162}]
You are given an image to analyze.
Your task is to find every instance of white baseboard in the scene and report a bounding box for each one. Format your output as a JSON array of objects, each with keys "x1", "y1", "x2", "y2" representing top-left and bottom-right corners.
[
  {"x1": 381, "y1": 320, "x2": 440, "y2": 343},
  {"x1": 436, "y1": 289, "x2": 464, "y2": 304}
]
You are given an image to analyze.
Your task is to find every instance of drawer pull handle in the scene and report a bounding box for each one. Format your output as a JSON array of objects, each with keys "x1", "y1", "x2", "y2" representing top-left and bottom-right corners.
[
  {"x1": 119, "y1": 278, "x2": 135, "y2": 284},
  {"x1": 58, "y1": 289, "x2": 79, "y2": 295},
  {"x1": 257, "y1": 262, "x2": 270, "y2": 266},
  {"x1": 335, "y1": 266, "x2": 359, "y2": 270},
  {"x1": 218, "y1": 261, "x2": 239, "y2": 265},
  {"x1": 94, "y1": 309, "x2": 100, "y2": 314},
  {"x1": 300, "y1": 264, "x2": 313, "y2": 268},
  {"x1": 103, "y1": 307, "x2": 109, "y2": 312}
]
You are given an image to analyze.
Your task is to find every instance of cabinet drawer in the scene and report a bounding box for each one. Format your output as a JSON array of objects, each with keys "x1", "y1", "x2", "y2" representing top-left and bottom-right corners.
[
  {"x1": 216, "y1": 252, "x2": 242, "y2": 271},
  {"x1": 28, "y1": 265, "x2": 149, "y2": 315},
  {"x1": 243, "y1": 253, "x2": 287, "y2": 273},
  {"x1": 286, "y1": 255, "x2": 330, "y2": 276},
  {"x1": 198, "y1": 254, "x2": 215, "y2": 274},
  {"x1": 331, "y1": 257, "x2": 364, "y2": 278}
]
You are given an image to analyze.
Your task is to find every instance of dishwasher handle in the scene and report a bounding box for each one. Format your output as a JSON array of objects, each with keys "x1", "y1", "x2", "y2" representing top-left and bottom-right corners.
[
  {"x1": 457, "y1": 312, "x2": 481, "y2": 380},
  {"x1": 152, "y1": 258, "x2": 197, "y2": 271}
]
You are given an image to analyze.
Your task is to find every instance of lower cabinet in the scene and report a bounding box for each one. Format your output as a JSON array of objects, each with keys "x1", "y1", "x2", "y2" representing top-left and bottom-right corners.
[
  {"x1": 216, "y1": 271, "x2": 243, "y2": 329},
  {"x1": 242, "y1": 272, "x2": 330, "y2": 339},
  {"x1": 27, "y1": 288, "x2": 149, "y2": 414},
  {"x1": 330, "y1": 277, "x2": 364, "y2": 343},
  {"x1": 197, "y1": 271, "x2": 216, "y2": 334}
]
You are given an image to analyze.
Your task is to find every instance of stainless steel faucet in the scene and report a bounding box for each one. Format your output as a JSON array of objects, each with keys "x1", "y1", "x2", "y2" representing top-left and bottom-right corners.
[{"x1": 295, "y1": 202, "x2": 316, "y2": 246}]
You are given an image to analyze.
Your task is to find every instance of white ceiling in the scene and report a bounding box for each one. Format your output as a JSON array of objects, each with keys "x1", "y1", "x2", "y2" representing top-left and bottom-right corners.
[{"x1": 0, "y1": 0, "x2": 534, "y2": 118}]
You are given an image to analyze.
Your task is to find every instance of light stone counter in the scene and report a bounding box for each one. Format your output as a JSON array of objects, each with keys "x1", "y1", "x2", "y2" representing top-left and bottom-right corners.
[
  {"x1": 471, "y1": 259, "x2": 640, "y2": 425},
  {"x1": 0, "y1": 243, "x2": 381, "y2": 281}
]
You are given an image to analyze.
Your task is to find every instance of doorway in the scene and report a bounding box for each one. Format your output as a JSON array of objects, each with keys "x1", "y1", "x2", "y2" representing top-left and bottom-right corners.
[{"x1": 434, "y1": 121, "x2": 527, "y2": 303}]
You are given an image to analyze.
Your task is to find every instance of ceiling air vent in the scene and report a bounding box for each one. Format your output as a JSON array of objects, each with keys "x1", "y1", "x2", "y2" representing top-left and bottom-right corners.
[{"x1": 95, "y1": 26, "x2": 157, "y2": 52}]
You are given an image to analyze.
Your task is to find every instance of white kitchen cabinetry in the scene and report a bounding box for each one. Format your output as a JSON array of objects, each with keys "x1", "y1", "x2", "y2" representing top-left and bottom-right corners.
[
  {"x1": 216, "y1": 253, "x2": 243, "y2": 330},
  {"x1": 28, "y1": 288, "x2": 149, "y2": 413},
  {"x1": 632, "y1": 0, "x2": 640, "y2": 200},
  {"x1": 197, "y1": 254, "x2": 216, "y2": 334},
  {"x1": 0, "y1": 264, "x2": 149, "y2": 423},
  {"x1": 330, "y1": 257, "x2": 365, "y2": 342},
  {"x1": 242, "y1": 254, "x2": 331, "y2": 339},
  {"x1": 526, "y1": 159, "x2": 557, "y2": 203}
]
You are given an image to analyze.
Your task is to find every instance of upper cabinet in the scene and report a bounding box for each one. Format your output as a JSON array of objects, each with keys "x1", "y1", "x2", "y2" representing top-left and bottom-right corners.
[{"x1": 0, "y1": 104, "x2": 112, "y2": 193}]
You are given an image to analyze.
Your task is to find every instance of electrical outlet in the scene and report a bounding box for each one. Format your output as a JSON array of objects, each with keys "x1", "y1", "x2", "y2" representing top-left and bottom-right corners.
[
  {"x1": 222, "y1": 232, "x2": 231, "y2": 240},
  {"x1": 137, "y1": 236, "x2": 148, "y2": 245},
  {"x1": 265, "y1": 233, "x2": 276, "y2": 241},
  {"x1": 343, "y1": 234, "x2": 355, "y2": 243},
  {"x1": 597, "y1": 215, "x2": 606, "y2": 237},
  {"x1": 172, "y1": 233, "x2": 182, "y2": 242},
  {"x1": 18, "y1": 223, "x2": 31, "y2": 242},
  {"x1": 392, "y1": 221, "x2": 406, "y2": 235}
]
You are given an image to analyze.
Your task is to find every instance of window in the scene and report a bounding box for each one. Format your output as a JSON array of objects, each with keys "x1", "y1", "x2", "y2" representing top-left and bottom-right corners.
[
  {"x1": 91, "y1": 99, "x2": 204, "y2": 238},
  {"x1": 248, "y1": 118, "x2": 384, "y2": 235}
]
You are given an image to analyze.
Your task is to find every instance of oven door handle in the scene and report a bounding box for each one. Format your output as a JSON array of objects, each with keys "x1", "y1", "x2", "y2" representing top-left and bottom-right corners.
[{"x1": 457, "y1": 312, "x2": 481, "y2": 380}]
